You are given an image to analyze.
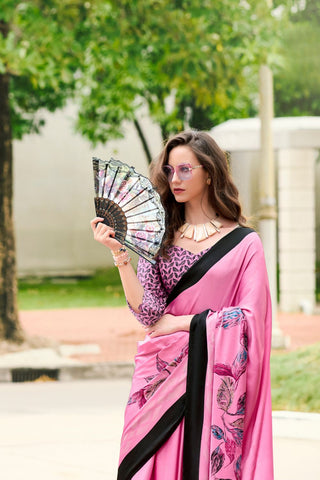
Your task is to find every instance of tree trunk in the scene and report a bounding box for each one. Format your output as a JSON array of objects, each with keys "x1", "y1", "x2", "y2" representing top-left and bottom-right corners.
[
  {"x1": 133, "y1": 118, "x2": 153, "y2": 165},
  {"x1": 160, "y1": 122, "x2": 171, "y2": 143},
  {"x1": 0, "y1": 22, "x2": 24, "y2": 342}
]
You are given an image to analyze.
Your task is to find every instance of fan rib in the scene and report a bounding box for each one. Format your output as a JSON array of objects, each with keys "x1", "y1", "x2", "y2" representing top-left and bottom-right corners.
[
  {"x1": 120, "y1": 185, "x2": 148, "y2": 209},
  {"x1": 125, "y1": 237, "x2": 160, "y2": 247},
  {"x1": 117, "y1": 178, "x2": 140, "y2": 207},
  {"x1": 123, "y1": 196, "x2": 154, "y2": 214},
  {"x1": 107, "y1": 165, "x2": 119, "y2": 198},
  {"x1": 126, "y1": 206, "x2": 159, "y2": 218}
]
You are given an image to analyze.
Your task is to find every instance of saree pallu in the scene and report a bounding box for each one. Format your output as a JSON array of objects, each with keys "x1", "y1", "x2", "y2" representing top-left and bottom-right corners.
[{"x1": 118, "y1": 228, "x2": 274, "y2": 480}]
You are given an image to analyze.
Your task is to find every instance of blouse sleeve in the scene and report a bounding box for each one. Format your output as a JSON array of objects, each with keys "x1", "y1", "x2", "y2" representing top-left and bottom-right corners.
[{"x1": 127, "y1": 257, "x2": 168, "y2": 326}]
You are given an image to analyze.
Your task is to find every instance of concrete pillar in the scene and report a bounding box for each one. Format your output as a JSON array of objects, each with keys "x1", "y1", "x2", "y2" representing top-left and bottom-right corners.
[
  {"x1": 278, "y1": 148, "x2": 317, "y2": 312},
  {"x1": 258, "y1": 65, "x2": 288, "y2": 347}
]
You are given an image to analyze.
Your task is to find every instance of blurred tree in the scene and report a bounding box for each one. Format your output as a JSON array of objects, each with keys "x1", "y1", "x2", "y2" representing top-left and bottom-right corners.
[
  {"x1": 0, "y1": 0, "x2": 85, "y2": 341},
  {"x1": 75, "y1": 0, "x2": 280, "y2": 161},
  {"x1": 0, "y1": 0, "x2": 279, "y2": 341},
  {"x1": 273, "y1": 0, "x2": 320, "y2": 116}
]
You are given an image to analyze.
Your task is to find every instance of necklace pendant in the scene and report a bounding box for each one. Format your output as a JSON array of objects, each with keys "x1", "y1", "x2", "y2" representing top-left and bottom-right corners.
[
  {"x1": 178, "y1": 217, "x2": 223, "y2": 242},
  {"x1": 210, "y1": 219, "x2": 222, "y2": 232},
  {"x1": 197, "y1": 226, "x2": 207, "y2": 242},
  {"x1": 180, "y1": 224, "x2": 194, "y2": 239},
  {"x1": 179, "y1": 223, "x2": 189, "y2": 238},
  {"x1": 206, "y1": 222, "x2": 216, "y2": 236},
  {"x1": 203, "y1": 224, "x2": 209, "y2": 239}
]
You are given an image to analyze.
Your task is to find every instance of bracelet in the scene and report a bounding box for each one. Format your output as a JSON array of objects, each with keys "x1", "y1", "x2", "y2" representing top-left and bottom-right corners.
[
  {"x1": 111, "y1": 247, "x2": 131, "y2": 267},
  {"x1": 114, "y1": 255, "x2": 131, "y2": 267},
  {"x1": 112, "y1": 247, "x2": 127, "y2": 257}
]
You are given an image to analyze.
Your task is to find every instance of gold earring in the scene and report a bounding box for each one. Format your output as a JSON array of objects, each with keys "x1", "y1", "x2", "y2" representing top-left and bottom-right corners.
[{"x1": 207, "y1": 178, "x2": 211, "y2": 185}]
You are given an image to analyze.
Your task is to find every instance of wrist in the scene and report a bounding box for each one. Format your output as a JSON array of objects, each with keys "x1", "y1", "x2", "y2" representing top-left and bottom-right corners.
[
  {"x1": 111, "y1": 246, "x2": 126, "y2": 256},
  {"x1": 184, "y1": 315, "x2": 193, "y2": 331},
  {"x1": 111, "y1": 247, "x2": 131, "y2": 267}
]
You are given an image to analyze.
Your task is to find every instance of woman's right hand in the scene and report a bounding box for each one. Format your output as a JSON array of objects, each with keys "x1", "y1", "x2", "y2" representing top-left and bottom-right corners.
[{"x1": 90, "y1": 217, "x2": 123, "y2": 252}]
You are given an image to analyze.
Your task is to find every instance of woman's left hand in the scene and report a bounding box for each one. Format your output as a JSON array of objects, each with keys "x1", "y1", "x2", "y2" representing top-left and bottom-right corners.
[{"x1": 144, "y1": 313, "x2": 193, "y2": 338}]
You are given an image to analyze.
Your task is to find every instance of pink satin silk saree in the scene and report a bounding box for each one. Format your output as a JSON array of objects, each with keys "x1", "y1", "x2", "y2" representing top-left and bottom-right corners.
[{"x1": 118, "y1": 228, "x2": 274, "y2": 480}]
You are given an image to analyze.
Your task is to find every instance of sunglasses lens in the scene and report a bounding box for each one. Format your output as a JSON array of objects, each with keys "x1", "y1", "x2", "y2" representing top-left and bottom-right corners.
[
  {"x1": 162, "y1": 165, "x2": 173, "y2": 181},
  {"x1": 162, "y1": 164, "x2": 193, "y2": 181},
  {"x1": 177, "y1": 164, "x2": 192, "y2": 181}
]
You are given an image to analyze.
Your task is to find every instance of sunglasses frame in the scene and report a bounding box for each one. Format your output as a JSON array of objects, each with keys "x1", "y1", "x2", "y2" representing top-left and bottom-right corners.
[{"x1": 162, "y1": 163, "x2": 203, "y2": 182}]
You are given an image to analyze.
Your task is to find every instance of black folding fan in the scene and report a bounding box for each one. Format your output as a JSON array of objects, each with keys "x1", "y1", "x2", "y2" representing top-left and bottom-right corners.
[{"x1": 93, "y1": 157, "x2": 166, "y2": 263}]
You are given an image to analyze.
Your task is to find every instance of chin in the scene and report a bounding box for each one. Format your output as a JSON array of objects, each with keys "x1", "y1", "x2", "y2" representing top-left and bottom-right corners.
[{"x1": 172, "y1": 194, "x2": 187, "y2": 202}]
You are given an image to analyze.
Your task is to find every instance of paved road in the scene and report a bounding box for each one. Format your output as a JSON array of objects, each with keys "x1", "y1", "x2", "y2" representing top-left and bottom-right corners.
[
  {"x1": 0, "y1": 380, "x2": 320, "y2": 480},
  {"x1": 0, "y1": 380, "x2": 129, "y2": 480}
]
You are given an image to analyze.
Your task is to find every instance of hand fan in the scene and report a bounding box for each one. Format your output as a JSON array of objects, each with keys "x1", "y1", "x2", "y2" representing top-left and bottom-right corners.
[{"x1": 92, "y1": 157, "x2": 166, "y2": 263}]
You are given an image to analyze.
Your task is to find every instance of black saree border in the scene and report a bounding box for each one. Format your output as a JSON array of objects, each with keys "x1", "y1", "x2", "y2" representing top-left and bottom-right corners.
[
  {"x1": 183, "y1": 310, "x2": 209, "y2": 480},
  {"x1": 166, "y1": 227, "x2": 255, "y2": 306},
  {"x1": 117, "y1": 394, "x2": 186, "y2": 480}
]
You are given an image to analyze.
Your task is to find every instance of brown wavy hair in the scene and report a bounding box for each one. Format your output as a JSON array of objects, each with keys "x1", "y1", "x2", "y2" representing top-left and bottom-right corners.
[{"x1": 151, "y1": 130, "x2": 247, "y2": 255}]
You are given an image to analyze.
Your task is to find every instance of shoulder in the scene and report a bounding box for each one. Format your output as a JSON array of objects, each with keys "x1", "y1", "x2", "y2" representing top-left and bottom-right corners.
[
  {"x1": 244, "y1": 229, "x2": 263, "y2": 248},
  {"x1": 239, "y1": 228, "x2": 267, "y2": 264}
]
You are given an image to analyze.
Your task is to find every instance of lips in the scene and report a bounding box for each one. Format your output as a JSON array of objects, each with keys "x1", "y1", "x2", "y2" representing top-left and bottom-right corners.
[{"x1": 173, "y1": 188, "x2": 185, "y2": 194}]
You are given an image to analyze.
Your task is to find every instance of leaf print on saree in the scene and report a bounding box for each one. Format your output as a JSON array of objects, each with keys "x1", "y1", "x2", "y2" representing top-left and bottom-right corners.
[
  {"x1": 127, "y1": 343, "x2": 189, "y2": 409},
  {"x1": 210, "y1": 308, "x2": 248, "y2": 477}
]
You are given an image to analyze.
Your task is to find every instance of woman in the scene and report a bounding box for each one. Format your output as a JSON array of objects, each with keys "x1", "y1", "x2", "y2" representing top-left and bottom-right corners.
[{"x1": 91, "y1": 130, "x2": 274, "y2": 480}]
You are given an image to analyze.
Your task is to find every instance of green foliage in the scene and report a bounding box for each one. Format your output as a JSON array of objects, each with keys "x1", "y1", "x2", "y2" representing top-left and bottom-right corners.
[
  {"x1": 0, "y1": 0, "x2": 86, "y2": 138},
  {"x1": 271, "y1": 343, "x2": 320, "y2": 412},
  {"x1": 274, "y1": 0, "x2": 320, "y2": 117},
  {"x1": 18, "y1": 269, "x2": 126, "y2": 310},
  {"x1": 1, "y1": 0, "x2": 282, "y2": 143},
  {"x1": 274, "y1": 21, "x2": 320, "y2": 116},
  {"x1": 74, "y1": 0, "x2": 280, "y2": 143},
  {"x1": 289, "y1": 0, "x2": 320, "y2": 23}
]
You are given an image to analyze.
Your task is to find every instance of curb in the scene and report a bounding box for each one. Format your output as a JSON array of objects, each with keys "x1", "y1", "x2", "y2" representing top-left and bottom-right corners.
[
  {"x1": 272, "y1": 410, "x2": 320, "y2": 441},
  {"x1": 0, "y1": 361, "x2": 135, "y2": 383},
  {"x1": 1, "y1": 362, "x2": 320, "y2": 442}
]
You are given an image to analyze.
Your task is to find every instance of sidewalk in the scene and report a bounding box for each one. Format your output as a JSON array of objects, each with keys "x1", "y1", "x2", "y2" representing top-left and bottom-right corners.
[
  {"x1": 0, "y1": 307, "x2": 319, "y2": 377},
  {"x1": 18, "y1": 307, "x2": 320, "y2": 363}
]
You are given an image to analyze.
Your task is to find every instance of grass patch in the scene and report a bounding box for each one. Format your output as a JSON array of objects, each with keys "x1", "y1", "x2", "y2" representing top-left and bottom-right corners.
[
  {"x1": 18, "y1": 268, "x2": 126, "y2": 310},
  {"x1": 271, "y1": 343, "x2": 320, "y2": 412}
]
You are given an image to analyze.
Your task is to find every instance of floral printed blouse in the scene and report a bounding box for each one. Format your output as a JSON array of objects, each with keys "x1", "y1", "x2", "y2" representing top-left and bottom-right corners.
[{"x1": 128, "y1": 246, "x2": 208, "y2": 326}]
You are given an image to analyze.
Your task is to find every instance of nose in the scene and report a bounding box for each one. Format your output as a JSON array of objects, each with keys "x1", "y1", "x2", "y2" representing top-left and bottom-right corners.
[{"x1": 171, "y1": 169, "x2": 181, "y2": 183}]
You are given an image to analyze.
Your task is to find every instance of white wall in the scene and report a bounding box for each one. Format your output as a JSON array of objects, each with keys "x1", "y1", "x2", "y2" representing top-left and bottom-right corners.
[
  {"x1": 212, "y1": 117, "x2": 320, "y2": 312},
  {"x1": 13, "y1": 104, "x2": 163, "y2": 275}
]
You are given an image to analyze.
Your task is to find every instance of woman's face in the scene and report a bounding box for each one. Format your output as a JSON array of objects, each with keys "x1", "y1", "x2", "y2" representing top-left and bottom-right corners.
[{"x1": 166, "y1": 145, "x2": 209, "y2": 205}]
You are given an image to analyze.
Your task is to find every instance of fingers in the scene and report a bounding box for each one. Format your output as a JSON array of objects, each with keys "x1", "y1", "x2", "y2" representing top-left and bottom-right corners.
[
  {"x1": 144, "y1": 325, "x2": 156, "y2": 337},
  {"x1": 147, "y1": 329, "x2": 158, "y2": 338},
  {"x1": 144, "y1": 324, "x2": 164, "y2": 338},
  {"x1": 90, "y1": 217, "x2": 106, "y2": 232},
  {"x1": 90, "y1": 217, "x2": 114, "y2": 237},
  {"x1": 96, "y1": 225, "x2": 115, "y2": 240},
  {"x1": 90, "y1": 217, "x2": 123, "y2": 251}
]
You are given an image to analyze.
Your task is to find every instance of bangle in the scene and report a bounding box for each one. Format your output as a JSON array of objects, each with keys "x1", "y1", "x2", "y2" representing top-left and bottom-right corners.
[
  {"x1": 112, "y1": 247, "x2": 131, "y2": 267},
  {"x1": 112, "y1": 247, "x2": 127, "y2": 257},
  {"x1": 114, "y1": 255, "x2": 131, "y2": 267}
]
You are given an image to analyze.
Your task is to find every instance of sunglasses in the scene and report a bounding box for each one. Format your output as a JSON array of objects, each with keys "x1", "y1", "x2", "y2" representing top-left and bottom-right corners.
[{"x1": 162, "y1": 163, "x2": 203, "y2": 182}]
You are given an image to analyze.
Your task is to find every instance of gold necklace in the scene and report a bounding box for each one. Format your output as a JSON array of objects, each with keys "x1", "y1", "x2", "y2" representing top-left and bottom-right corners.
[{"x1": 178, "y1": 218, "x2": 223, "y2": 242}]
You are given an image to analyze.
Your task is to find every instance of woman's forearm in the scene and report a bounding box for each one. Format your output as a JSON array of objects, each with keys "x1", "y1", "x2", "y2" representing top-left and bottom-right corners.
[
  {"x1": 117, "y1": 262, "x2": 144, "y2": 312},
  {"x1": 145, "y1": 313, "x2": 194, "y2": 337},
  {"x1": 90, "y1": 218, "x2": 145, "y2": 312}
]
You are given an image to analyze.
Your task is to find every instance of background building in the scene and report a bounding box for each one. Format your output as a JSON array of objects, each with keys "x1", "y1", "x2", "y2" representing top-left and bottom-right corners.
[{"x1": 13, "y1": 108, "x2": 320, "y2": 312}]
